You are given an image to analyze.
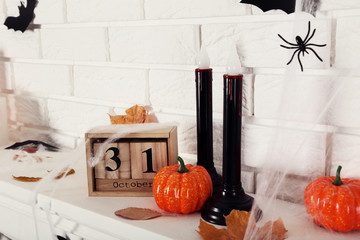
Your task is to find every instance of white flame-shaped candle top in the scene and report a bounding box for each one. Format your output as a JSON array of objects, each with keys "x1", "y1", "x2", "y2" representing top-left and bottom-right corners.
[
  {"x1": 197, "y1": 46, "x2": 210, "y2": 69},
  {"x1": 226, "y1": 46, "x2": 241, "y2": 75}
]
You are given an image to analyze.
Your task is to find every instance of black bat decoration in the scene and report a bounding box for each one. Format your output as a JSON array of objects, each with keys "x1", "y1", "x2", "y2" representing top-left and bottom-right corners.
[
  {"x1": 5, "y1": 140, "x2": 59, "y2": 152},
  {"x1": 241, "y1": 0, "x2": 295, "y2": 14},
  {"x1": 4, "y1": 0, "x2": 38, "y2": 32},
  {"x1": 240, "y1": 0, "x2": 321, "y2": 16}
]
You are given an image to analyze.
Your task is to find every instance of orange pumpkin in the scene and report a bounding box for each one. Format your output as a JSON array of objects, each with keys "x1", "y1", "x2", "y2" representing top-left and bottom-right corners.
[
  {"x1": 304, "y1": 165, "x2": 360, "y2": 232},
  {"x1": 152, "y1": 156, "x2": 212, "y2": 214}
]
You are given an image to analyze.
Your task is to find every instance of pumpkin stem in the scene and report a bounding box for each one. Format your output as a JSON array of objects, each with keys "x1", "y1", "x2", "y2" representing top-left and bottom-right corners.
[
  {"x1": 332, "y1": 165, "x2": 343, "y2": 186},
  {"x1": 177, "y1": 156, "x2": 189, "y2": 173}
]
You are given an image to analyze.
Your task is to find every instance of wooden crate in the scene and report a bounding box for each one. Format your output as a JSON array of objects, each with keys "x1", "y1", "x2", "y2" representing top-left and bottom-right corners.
[{"x1": 85, "y1": 125, "x2": 178, "y2": 197}]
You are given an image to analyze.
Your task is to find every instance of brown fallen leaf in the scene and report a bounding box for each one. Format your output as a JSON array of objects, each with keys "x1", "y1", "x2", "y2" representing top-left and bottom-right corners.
[
  {"x1": 114, "y1": 207, "x2": 162, "y2": 220},
  {"x1": 225, "y1": 210, "x2": 252, "y2": 239},
  {"x1": 12, "y1": 175, "x2": 42, "y2": 182},
  {"x1": 54, "y1": 168, "x2": 75, "y2": 179},
  {"x1": 13, "y1": 168, "x2": 76, "y2": 182},
  {"x1": 198, "y1": 210, "x2": 287, "y2": 240},
  {"x1": 13, "y1": 154, "x2": 43, "y2": 163},
  {"x1": 197, "y1": 219, "x2": 232, "y2": 240}
]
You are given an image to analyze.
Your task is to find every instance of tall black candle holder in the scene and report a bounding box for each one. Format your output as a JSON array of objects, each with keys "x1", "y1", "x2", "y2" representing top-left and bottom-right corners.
[
  {"x1": 201, "y1": 74, "x2": 254, "y2": 226},
  {"x1": 195, "y1": 68, "x2": 222, "y2": 194}
]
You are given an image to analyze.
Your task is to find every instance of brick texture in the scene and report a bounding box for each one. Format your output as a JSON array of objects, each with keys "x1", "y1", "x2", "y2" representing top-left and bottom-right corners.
[
  {"x1": 41, "y1": 28, "x2": 108, "y2": 61},
  {"x1": 109, "y1": 25, "x2": 199, "y2": 64},
  {"x1": 66, "y1": 0, "x2": 143, "y2": 23},
  {"x1": 13, "y1": 63, "x2": 72, "y2": 95},
  {"x1": 144, "y1": 0, "x2": 248, "y2": 19},
  {"x1": 74, "y1": 66, "x2": 147, "y2": 105}
]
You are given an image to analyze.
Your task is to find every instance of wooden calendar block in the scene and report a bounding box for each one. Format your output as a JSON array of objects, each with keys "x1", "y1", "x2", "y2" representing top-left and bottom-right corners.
[
  {"x1": 93, "y1": 142, "x2": 131, "y2": 179},
  {"x1": 85, "y1": 125, "x2": 178, "y2": 197},
  {"x1": 118, "y1": 142, "x2": 131, "y2": 179},
  {"x1": 94, "y1": 143, "x2": 105, "y2": 179},
  {"x1": 130, "y1": 140, "x2": 168, "y2": 179}
]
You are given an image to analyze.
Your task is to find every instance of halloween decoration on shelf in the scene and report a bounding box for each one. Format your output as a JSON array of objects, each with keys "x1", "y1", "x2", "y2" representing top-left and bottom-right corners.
[
  {"x1": 278, "y1": 21, "x2": 326, "y2": 72},
  {"x1": 85, "y1": 125, "x2": 178, "y2": 197},
  {"x1": 115, "y1": 207, "x2": 162, "y2": 220},
  {"x1": 109, "y1": 104, "x2": 149, "y2": 124},
  {"x1": 152, "y1": 156, "x2": 212, "y2": 214},
  {"x1": 198, "y1": 210, "x2": 288, "y2": 240},
  {"x1": 240, "y1": 0, "x2": 321, "y2": 16},
  {"x1": 304, "y1": 165, "x2": 360, "y2": 232},
  {"x1": 4, "y1": 0, "x2": 38, "y2": 32},
  {"x1": 201, "y1": 48, "x2": 258, "y2": 226},
  {"x1": 5, "y1": 140, "x2": 59, "y2": 152},
  {"x1": 195, "y1": 46, "x2": 222, "y2": 194}
]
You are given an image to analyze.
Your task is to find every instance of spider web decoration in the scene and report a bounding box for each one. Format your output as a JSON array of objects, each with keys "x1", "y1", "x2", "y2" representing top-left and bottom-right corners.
[{"x1": 278, "y1": 21, "x2": 326, "y2": 72}]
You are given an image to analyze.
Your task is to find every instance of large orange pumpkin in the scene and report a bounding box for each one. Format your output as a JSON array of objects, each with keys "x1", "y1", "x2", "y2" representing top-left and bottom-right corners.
[
  {"x1": 304, "y1": 165, "x2": 360, "y2": 232},
  {"x1": 152, "y1": 156, "x2": 212, "y2": 214}
]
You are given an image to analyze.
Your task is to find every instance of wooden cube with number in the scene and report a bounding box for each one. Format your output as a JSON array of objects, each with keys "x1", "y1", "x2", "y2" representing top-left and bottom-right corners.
[{"x1": 85, "y1": 125, "x2": 178, "y2": 197}]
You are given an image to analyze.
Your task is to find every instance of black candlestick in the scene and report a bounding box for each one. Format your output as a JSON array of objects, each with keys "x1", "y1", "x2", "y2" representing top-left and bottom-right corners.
[
  {"x1": 201, "y1": 74, "x2": 254, "y2": 226},
  {"x1": 195, "y1": 68, "x2": 222, "y2": 194}
]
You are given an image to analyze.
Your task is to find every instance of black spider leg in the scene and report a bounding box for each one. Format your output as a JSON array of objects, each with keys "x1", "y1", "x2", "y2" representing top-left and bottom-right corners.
[
  {"x1": 278, "y1": 34, "x2": 297, "y2": 46},
  {"x1": 304, "y1": 28, "x2": 316, "y2": 45},
  {"x1": 307, "y1": 43, "x2": 327, "y2": 47},
  {"x1": 280, "y1": 45, "x2": 298, "y2": 49},
  {"x1": 306, "y1": 47, "x2": 324, "y2": 62},
  {"x1": 286, "y1": 49, "x2": 300, "y2": 65},
  {"x1": 297, "y1": 51, "x2": 304, "y2": 72},
  {"x1": 302, "y1": 21, "x2": 312, "y2": 43}
]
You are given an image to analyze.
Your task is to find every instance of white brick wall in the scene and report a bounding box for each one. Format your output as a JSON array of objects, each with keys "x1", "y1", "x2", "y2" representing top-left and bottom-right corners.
[
  {"x1": 144, "y1": 0, "x2": 248, "y2": 19},
  {"x1": 13, "y1": 63, "x2": 72, "y2": 95},
  {"x1": 335, "y1": 16, "x2": 360, "y2": 69},
  {"x1": 74, "y1": 66, "x2": 147, "y2": 105},
  {"x1": 41, "y1": 28, "x2": 108, "y2": 61},
  {"x1": 254, "y1": 74, "x2": 331, "y2": 123},
  {"x1": 0, "y1": 30, "x2": 40, "y2": 58},
  {"x1": 330, "y1": 133, "x2": 360, "y2": 178},
  {"x1": 109, "y1": 25, "x2": 199, "y2": 64},
  {"x1": 1, "y1": 1, "x2": 360, "y2": 203},
  {"x1": 66, "y1": 0, "x2": 144, "y2": 23},
  {"x1": 242, "y1": 124, "x2": 327, "y2": 176},
  {"x1": 47, "y1": 100, "x2": 109, "y2": 135},
  {"x1": 33, "y1": 0, "x2": 66, "y2": 24}
]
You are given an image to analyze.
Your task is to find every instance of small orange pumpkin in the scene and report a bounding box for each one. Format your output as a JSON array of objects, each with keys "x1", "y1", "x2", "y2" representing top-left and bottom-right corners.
[
  {"x1": 152, "y1": 156, "x2": 212, "y2": 214},
  {"x1": 304, "y1": 165, "x2": 360, "y2": 232}
]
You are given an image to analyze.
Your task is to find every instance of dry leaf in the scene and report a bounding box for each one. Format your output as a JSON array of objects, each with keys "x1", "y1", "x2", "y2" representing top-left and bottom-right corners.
[
  {"x1": 109, "y1": 105, "x2": 149, "y2": 124},
  {"x1": 198, "y1": 210, "x2": 287, "y2": 240},
  {"x1": 225, "y1": 210, "x2": 252, "y2": 239},
  {"x1": 197, "y1": 220, "x2": 232, "y2": 240},
  {"x1": 13, "y1": 175, "x2": 42, "y2": 182},
  {"x1": 13, "y1": 169, "x2": 75, "y2": 182},
  {"x1": 114, "y1": 207, "x2": 162, "y2": 220},
  {"x1": 54, "y1": 168, "x2": 75, "y2": 179},
  {"x1": 12, "y1": 154, "x2": 43, "y2": 163}
]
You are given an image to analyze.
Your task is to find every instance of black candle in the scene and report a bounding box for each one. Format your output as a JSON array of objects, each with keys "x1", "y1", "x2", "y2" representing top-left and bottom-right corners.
[
  {"x1": 201, "y1": 47, "x2": 255, "y2": 226},
  {"x1": 195, "y1": 47, "x2": 221, "y2": 193},
  {"x1": 223, "y1": 74, "x2": 242, "y2": 186}
]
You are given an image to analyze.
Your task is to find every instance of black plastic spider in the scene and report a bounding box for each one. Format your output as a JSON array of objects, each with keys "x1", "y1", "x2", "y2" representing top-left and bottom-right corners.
[{"x1": 278, "y1": 21, "x2": 326, "y2": 72}]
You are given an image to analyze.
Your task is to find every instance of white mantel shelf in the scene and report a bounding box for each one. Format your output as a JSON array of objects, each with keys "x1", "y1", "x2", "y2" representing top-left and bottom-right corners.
[{"x1": 0, "y1": 148, "x2": 359, "y2": 240}]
